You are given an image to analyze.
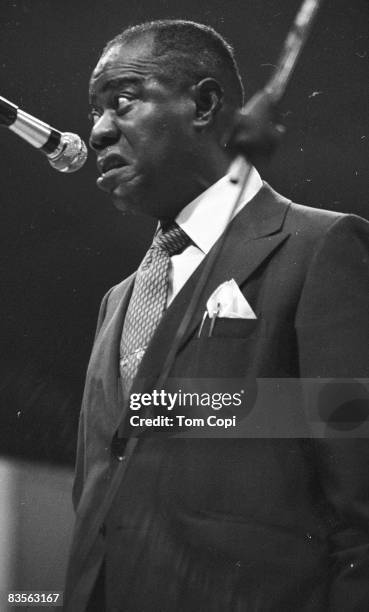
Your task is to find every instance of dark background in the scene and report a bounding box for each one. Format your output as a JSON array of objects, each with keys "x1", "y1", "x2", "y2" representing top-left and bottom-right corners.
[{"x1": 0, "y1": 0, "x2": 368, "y2": 465}]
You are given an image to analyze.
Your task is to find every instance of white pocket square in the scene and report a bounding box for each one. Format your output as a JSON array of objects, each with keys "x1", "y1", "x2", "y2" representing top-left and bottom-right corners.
[{"x1": 206, "y1": 279, "x2": 257, "y2": 319}]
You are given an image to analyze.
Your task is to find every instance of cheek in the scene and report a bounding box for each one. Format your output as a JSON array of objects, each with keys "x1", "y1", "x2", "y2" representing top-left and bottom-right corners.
[
  {"x1": 143, "y1": 124, "x2": 181, "y2": 152},
  {"x1": 128, "y1": 105, "x2": 191, "y2": 161}
]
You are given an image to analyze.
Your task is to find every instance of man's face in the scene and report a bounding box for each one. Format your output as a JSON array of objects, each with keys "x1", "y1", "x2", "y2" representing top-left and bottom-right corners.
[{"x1": 89, "y1": 36, "x2": 200, "y2": 219}]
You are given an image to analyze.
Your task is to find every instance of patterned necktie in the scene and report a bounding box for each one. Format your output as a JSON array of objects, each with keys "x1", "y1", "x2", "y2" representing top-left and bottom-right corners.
[{"x1": 120, "y1": 222, "x2": 190, "y2": 396}]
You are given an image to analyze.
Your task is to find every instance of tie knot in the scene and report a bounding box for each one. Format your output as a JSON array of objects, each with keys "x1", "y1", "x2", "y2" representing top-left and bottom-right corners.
[{"x1": 153, "y1": 223, "x2": 190, "y2": 256}]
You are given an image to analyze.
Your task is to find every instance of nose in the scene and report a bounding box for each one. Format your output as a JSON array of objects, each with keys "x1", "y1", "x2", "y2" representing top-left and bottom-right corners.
[{"x1": 89, "y1": 110, "x2": 120, "y2": 151}]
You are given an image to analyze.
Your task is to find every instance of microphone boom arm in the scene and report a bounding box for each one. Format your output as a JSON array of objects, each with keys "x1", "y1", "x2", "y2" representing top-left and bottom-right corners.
[{"x1": 229, "y1": 0, "x2": 324, "y2": 181}]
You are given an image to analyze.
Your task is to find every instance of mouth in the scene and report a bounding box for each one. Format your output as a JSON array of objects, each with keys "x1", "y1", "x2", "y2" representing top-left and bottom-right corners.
[
  {"x1": 97, "y1": 153, "x2": 128, "y2": 176},
  {"x1": 96, "y1": 154, "x2": 136, "y2": 193}
]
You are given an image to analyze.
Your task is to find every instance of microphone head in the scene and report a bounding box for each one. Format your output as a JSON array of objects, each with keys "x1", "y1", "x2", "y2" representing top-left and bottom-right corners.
[{"x1": 47, "y1": 132, "x2": 88, "y2": 173}]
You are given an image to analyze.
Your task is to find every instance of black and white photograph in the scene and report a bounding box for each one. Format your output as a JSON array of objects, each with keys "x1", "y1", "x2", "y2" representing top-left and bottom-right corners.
[{"x1": 0, "y1": 1, "x2": 368, "y2": 610}]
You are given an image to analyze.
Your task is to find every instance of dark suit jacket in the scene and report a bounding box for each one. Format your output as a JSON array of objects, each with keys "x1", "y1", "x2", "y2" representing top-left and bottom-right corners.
[{"x1": 65, "y1": 184, "x2": 369, "y2": 612}]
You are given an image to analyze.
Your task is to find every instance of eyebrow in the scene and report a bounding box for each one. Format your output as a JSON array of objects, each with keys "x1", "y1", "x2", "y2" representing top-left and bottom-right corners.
[
  {"x1": 103, "y1": 76, "x2": 142, "y2": 92},
  {"x1": 89, "y1": 75, "x2": 142, "y2": 101}
]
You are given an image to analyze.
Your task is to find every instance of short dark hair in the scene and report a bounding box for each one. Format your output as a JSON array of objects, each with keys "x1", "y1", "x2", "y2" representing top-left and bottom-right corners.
[{"x1": 103, "y1": 20, "x2": 244, "y2": 109}]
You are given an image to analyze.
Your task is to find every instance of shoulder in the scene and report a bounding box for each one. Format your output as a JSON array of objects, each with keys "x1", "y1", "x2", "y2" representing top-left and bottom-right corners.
[
  {"x1": 260, "y1": 182, "x2": 369, "y2": 251},
  {"x1": 284, "y1": 199, "x2": 369, "y2": 248},
  {"x1": 105, "y1": 273, "x2": 136, "y2": 306},
  {"x1": 93, "y1": 272, "x2": 135, "y2": 338},
  {"x1": 288, "y1": 200, "x2": 345, "y2": 233}
]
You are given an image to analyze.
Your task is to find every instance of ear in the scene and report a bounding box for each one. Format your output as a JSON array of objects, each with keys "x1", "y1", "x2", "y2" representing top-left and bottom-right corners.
[{"x1": 192, "y1": 78, "x2": 224, "y2": 128}]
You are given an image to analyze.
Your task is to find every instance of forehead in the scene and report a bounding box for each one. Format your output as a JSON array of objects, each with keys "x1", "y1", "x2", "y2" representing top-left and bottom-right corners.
[{"x1": 89, "y1": 35, "x2": 162, "y2": 95}]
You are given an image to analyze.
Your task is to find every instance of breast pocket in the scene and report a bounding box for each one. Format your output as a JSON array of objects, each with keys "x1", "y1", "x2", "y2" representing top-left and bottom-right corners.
[
  {"x1": 209, "y1": 317, "x2": 259, "y2": 338},
  {"x1": 190, "y1": 318, "x2": 263, "y2": 377}
]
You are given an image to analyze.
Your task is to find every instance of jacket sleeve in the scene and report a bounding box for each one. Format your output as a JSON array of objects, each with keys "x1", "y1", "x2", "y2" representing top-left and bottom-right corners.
[{"x1": 295, "y1": 213, "x2": 369, "y2": 610}]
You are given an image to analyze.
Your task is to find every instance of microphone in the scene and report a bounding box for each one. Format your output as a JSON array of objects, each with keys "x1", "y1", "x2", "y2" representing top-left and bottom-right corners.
[{"x1": 0, "y1": 95, "x2": 87, "y2": 173}]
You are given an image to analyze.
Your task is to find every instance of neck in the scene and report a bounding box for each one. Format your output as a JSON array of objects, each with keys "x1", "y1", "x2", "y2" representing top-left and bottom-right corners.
[{"x1": 158, "y1": 153, "x2": 230, "y2": 223}]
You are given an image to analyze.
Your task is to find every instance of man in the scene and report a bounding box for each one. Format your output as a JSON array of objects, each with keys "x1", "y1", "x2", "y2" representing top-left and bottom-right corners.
[{"x1": 65, "y1": 20, "x2": 369, "y2": 611}]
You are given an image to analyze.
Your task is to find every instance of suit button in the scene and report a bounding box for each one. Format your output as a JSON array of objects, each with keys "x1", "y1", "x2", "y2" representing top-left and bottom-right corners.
[
  {"x1": 99, "y1": 523, "x2": 106, "y2": 537},
  {"x1": 111, "y1": 432, "x2": 127, "y2": 459}
]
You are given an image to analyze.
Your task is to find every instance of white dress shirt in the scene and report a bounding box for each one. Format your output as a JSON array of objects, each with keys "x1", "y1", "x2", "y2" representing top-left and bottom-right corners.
[{"x1": 167, "y1": 165, "x2": 263, "y2": 305}]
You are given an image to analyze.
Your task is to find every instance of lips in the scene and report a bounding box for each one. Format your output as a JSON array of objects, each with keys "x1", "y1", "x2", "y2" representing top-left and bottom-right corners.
[
  {"x1": 97, "y1": 153, "x2": 127, "y2": 176},
  {"x1": 96, "y1": 153, "x2": 136, "y2": 193}
]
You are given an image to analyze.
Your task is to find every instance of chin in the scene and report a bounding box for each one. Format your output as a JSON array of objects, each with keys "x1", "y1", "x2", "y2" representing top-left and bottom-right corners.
[
  {"x1": 111, "y1": 195, "x2": 136, "y2": 215},
  {"x1": 108, "y1": 176, "x2": 150, "y2": 216}
]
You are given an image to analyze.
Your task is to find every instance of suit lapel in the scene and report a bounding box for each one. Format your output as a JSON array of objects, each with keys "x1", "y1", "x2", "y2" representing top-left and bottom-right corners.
[
  {"x1": 136, "y1": 183, "x2": 291, "y2": 383},
  {"x1": 88, "y1": 274, "x2": 135, "y2": 426}
]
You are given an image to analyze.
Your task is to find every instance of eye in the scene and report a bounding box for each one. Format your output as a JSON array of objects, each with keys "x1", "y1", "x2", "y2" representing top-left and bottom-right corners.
[
  {"x1": 116, "y1": 93, "x2": 135, "y2": 113},
  {"x1": 88, "y1": 108, "x2": 101, "y2": 124}
]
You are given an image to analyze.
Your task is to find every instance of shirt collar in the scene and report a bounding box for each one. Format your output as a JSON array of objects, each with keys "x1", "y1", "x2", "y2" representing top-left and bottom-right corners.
[{"x1": 175, "y1": 165, "x2": 262, "y2": 254}]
